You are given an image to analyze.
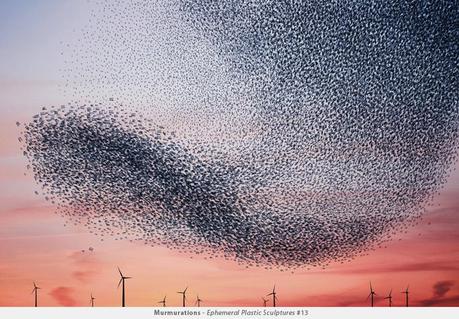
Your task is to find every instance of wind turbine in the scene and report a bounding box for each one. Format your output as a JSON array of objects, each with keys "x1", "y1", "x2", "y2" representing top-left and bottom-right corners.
[
  {"x1": 367, "y1": 282, "x2": 376, "y2": 307},
  {"x1": 401, "y1": 285, "x2": 409, "y2": 307},
  {"x1": 31, "y1": 282, "x2": 41, "y2": 307},
  {"x1": 117, "y1": 267, "x2": 132, "y2": 307},
  {"x1": 384, "y1": 289, "x2": 392, "y2": 307},
  {"x1": 262, "y1": 297, "x2": 269, "y2": 307},
  {"x1": 177, "y1": 287, "x2": 188, "y2": 307},
  {"x1": 267, "y1": 285, "x2": 278, "y2": 307},
  {"x1": 90, "y1": 293, "x2": 95, "y2": 307},
  {"x1": 195, "y1": 295, "x2": 203, "y2": 307},
  {"x1": 158, "y1": 296, "x2": 166, "y2": 307}
]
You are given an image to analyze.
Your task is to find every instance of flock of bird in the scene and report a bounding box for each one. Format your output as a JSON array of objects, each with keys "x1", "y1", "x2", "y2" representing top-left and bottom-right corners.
[
  {"x1": 19, "y1": 0, "x2": 459, "y2": 269},
  {"x1": 30, "y1": 276, "x2": 411, "y2": 307}
]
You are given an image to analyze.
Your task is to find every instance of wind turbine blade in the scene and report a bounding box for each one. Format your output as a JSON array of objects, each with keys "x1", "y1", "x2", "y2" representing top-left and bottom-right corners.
[
  {"x1": 117, "y1": 278, "x2": 123, "y2": 288},
  {"x1": 124, "y1": 277, "x2": 132, "y2": 279},
  {"x1": 184, "y1": 287, "x2": 188, "y2": 293},
  {"x1": 117, "y1": 267, "x2": 123, "y2": 277}
]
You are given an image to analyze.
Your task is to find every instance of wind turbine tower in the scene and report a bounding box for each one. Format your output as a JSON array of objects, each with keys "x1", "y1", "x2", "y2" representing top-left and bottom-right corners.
[
  {"x1": 367, "y1": 282, "x2": 376, "y2": 307},
  {"x1": 117, "y1": 267, "x2": 132, "y2": 307},
  {"x1": 31, "y1": 282, "x2": 41, "y2": 307},
  {"x1": 267, "y1": 285, "x2": 278, "y2": 307},
  {"x1": 401, "y1": 286, "x2": 409, "y2": 307},
  {"x1": 384, "y1": 289, "x2": 392, "y2": 307},
  {"x1": 177, "y1": 287, "x2": 188, "y2": 307},
  {"x1": 262, "y1": 297, "x2": 269, "y2": 307},
  {"x1": 158, "y1": 296, "x2": 166, "y2": 307},
  {"x1": 195, "y1": 295, "x2": 203, "y2": 307}
]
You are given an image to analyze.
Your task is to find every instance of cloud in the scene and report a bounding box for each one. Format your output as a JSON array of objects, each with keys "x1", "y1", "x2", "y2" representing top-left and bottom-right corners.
[
  {"x1": 68, "y1": 250, "x2": 101, "y2": 283},
  {"x1": 433, "y1": 280, "x2": 455, "y2": 298},
  {"x1": 358, "y1": 261, "x2": 459, "y2": 273},
  {"x1": 275, "y1": 292, "x2": 364, "y2": 307},
  {"x1": 418, "y1": 281, "x2": 458, "y2": 306},
  {"x1": 304, "y1": 260, "x2": 459, "y2": 275},
  {"x1": 49, "y1": 287, "x2": 76, "y2": 306},
  {"x1": 68, "y1": 251, "x2": 98, "y2": 266},
  {"x1": 72, "y1": 270, "x2": 97, "y2": 283},
  {"x1": 419, "y1": 295, "x2": 459, "y2": 307}
]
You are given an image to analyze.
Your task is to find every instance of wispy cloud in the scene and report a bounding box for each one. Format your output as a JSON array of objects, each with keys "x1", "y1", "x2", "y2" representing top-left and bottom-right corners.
[
  {"x1": 419, "y1": 281, "x2": 458, "y2": 306},
  {"x1": 419, "y1": 295, "x2": 459, "y2": 306},
  {"x1": 72, "y1": 270, "x2": 97, "y2": 283},
  {"x1": 68, "y1": 250, "x2": 101, "y2": 283},
  {"x1": 433, "y1": 280, "x2": 455, "y2": 298},
  {"x1": 49, "y1": 286, "x2": 76, "y2": 306},
  {"x1": 278, "y1": 293, "x2": 364, "y2": 307},
  {"x1": 307, "y1": 260, "x2": 459, "y2": 275}
]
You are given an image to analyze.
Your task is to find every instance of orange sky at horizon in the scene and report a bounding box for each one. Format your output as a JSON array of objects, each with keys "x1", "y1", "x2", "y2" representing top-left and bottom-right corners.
[{"x1": 1, "y1": 186, "x2": 459, "y2": 307}]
